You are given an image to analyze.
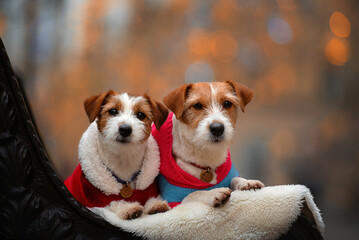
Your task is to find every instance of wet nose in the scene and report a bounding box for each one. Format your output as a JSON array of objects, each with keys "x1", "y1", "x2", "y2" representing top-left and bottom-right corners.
[
  {"x1": 119, "y1": 124, "x2": 132, "y2": 137},
  {"x1": 209, "y1": 123, "x2": 224, "y2": 137}
]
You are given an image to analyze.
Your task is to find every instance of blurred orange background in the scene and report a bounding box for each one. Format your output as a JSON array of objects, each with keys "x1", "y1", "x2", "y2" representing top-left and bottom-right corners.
[{"x1": 1, "y1": 0, "x2": 358, "y2": 238}]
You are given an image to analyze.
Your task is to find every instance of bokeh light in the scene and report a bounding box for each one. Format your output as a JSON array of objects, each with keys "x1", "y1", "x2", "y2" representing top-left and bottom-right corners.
[
  {"x1": 315, "y1": 111, "x2": 351, "y2": 149},
  {"x1": 185, "y1": 62, "x2": 214, "y2": 83},
  {"x1": 211, "y1": 0, "x2": 238, "y2": 25},
  {"x1": 253, "y1": 63, "x2": 296, "y2": 106},
  {"x1": 329, "y1": 11, "x2": 351, "y2": 38},
  {"x1": 188, "y1": 29, "x2": 212, "y2": 56},
  {"x1": 268, "y1": 129, "x2": 297, "y2": 161},
  {"x1": 0, "y1": 12, "x2": 6, "y2": 35},
  {"x1": 210, "y1": 31, "x2": 238, "y2": 62},
  {"x1": 237, "y1": 40, "x2": 262, "y2": 72},
  {"x1": 276, "y1": 0, "x2": 297, "y2": 10},
  {"x1": 267, "y1": 17, "x2": 292, "y2": 44},
  {"x1": 325, "y1": 38, "x2": 350, "y2": 66},
  {"x1": 65, "y1": 59, "x2": 92, "y2": 90}
]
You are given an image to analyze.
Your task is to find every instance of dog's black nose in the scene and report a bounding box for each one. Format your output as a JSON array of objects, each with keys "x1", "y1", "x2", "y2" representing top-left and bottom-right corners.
[
  {"x1": 119, "y1": 124, "x2": 132, "y2": 137},
  {"x1": 209, "y1": 123, "x2": 224, "y2": 137}
]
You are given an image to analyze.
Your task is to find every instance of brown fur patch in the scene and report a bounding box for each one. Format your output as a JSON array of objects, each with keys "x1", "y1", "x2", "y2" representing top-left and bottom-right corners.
[
  {"x1": 178, "y1": 82, "x2": 241, "y2": 129},
  {"x1": 225, "y1": 80, "x2": 254, "y2": 112},
  {"x1": 84, "y1": 90, "x2": 116, "y2": 123},
  {"x1": 96, "y1": 95, "x2": 124, "y2": 132},
  {"x1": 163, "y1": 84, "x2": 192, "y2": 119},
  {"x1": 148, "y1": 99, "x2": 169, "y2": 131},
  {"x1": 212, "y1": 82, "x2": 240, "y2": 126},
  {"x1": 133, "y1": 99, "x2": 153, "y2": 141},
  {"x1": 180, "y1": 83, "x2": 211, "y2": 129}
]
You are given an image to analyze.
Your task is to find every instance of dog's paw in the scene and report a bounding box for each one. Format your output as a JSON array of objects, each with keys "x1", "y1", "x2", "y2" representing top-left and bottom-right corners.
[
  {"x1": 106, "y1": 201, "x2": 143, "y2": 220},
  {"x1": 236, "y1": 179, "x2": 264, "y2": 191},
  {"x1": 144, "y1": 197, "x2": 170, "y2": 215},
  {"x1": 125, "y1": 204, "x2": 143, "y2": 220},
  {"x1": 209, "y1": 187, "x2": 232, "y2": 207},
  {"x1": 146, "y1": 201, "x2": 170, "y2": 215}
]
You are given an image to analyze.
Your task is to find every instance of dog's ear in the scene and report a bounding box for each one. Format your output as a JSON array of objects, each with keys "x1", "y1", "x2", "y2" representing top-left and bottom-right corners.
[
  {"x1": 84, "y1": 90, "x2": 115, "y2": 122},
  {"x1": 145, "y1": 95, "x2": 169, "y2": 130},
  {"x1": 163, "y1": 84, "x2": 192, "y2": 119},
  {"x1": 226, "y1": 80, "x2": 254, "y2": 112}
]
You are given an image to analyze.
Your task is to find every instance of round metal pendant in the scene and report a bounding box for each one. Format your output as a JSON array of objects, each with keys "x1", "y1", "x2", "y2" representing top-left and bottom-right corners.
[
  {"x1": 200, "y1": 169, "x2": 213, "y2": 183},
  {"x1": 120, "y1": 184, "x2": 133, "y2": 198}
]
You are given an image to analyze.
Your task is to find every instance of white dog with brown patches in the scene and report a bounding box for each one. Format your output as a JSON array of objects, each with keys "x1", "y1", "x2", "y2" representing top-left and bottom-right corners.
[
  {"x1": 153, "y1": 80, "x2": 264, "y2": 208},
  {"x1": 65, "y1": 90, "x2": 170, "y2": 220}
]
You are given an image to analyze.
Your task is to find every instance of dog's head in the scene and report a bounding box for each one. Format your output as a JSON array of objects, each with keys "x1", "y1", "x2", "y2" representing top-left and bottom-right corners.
[
  {"x1": 163, "y1": 80, "x2": 253, "y2": 148},
  {"x1": 84, "y1": 90, "x2": 168, "y2": 144}
]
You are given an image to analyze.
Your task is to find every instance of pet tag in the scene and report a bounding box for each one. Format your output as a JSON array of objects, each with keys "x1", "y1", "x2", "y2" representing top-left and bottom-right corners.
[
  {"x1": 120, "y1": 184, "x2": 133, "y2": 198},
  {"x1": 200, "y1": 169, "x2": 213, "y2": 183}
]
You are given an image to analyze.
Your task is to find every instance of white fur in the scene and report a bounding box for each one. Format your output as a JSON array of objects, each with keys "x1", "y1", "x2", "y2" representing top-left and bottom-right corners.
[
  {"x1": 94, "y1": 93, "x2": 150, "y2": 180},
  {"x1": 79, "y1": 121, "x2": 160, "y2": 195},
  {"x1": 172, "y1": 116, "x2": 226, "y2": 184},
  {"x1": 92, "y1": 185, "x2": 325, "y2": 239},
  {"x1": 96, "y1": 135, "x2": 147, "y2": 181}
]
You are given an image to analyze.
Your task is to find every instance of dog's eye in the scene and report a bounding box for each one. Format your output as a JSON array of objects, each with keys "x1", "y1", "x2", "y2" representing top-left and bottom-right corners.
[
  {"x1": 193, "y1": 103, "x2": 203, "y2": 110},
  {"x1": 223, "y1": 101, "x2": 232, "y2": 108},
  {"x1": 108, "y1": 108, "x2": 118, "y2": 116},
  {"x1": 136, "y1": 112, "x2": 146, "y2": 120}
]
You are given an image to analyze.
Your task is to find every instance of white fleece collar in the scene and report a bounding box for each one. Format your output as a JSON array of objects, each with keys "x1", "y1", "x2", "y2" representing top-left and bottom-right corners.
[{"x1": 79, "y1": 122, "x2": 160, "y2": 195}]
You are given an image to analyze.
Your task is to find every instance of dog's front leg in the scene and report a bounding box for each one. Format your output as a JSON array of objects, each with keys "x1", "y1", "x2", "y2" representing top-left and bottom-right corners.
[
  {"x1": 105, "y1": 200, "x2": 143, "y2": 220},
  {"x1": 143, "y1": 196, "x2": 170, "y2": 215},
  {"x1": 230, "y1": 177, "x2": 264, "y2": 191},
  {"x1": 182, "y1": 187, "x2": 231, "y2": 207}
]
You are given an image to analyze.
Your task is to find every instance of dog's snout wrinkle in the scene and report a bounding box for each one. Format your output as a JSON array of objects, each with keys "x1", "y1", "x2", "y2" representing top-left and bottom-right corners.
[
  {"x1": 209, "y1": 123, "x2": 224, "y2": 137},
  {"x1": 119, "y1": 124, "x2": 132, "y2": 137}
]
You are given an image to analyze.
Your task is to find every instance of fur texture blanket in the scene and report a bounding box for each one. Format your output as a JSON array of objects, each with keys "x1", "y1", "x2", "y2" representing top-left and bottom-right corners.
[{"x1": 91, "y1": 185, "x2": 324, "y2": 240}]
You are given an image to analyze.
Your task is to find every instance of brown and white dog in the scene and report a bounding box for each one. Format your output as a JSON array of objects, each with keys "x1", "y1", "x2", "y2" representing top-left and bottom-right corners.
[
  {"x1": 65, "y1": 90, "x2": 170, "y2": 220},
  {"x1": 153, "y1": 80, "x2": 264, "y2": 208}
]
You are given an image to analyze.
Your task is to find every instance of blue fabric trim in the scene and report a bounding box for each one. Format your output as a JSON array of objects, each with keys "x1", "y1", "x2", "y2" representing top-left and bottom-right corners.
[{"x1": 159, "y1": 164, "x2": 239, "y2": 203}]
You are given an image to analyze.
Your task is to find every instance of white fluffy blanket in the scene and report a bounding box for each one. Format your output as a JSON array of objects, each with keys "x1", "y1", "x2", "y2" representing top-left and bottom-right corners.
[{"x1": 91, "y1": 185, "x2": 324, "y2": 240}]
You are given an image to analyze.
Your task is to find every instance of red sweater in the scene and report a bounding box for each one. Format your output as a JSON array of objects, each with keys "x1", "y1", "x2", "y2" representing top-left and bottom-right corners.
[{"x1": 64, "y1": 164, "x2": 159, "y2": 207}]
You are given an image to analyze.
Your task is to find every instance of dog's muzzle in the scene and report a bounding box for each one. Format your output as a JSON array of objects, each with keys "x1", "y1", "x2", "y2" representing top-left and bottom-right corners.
[
  {"x1": 117, "y1": 124, "x2": 132, "y2": 143},
  {"x1": 209, "y1": 123, "x2": 225, "y2": 143},
  {"x1": 209, "y1": 123, "x2": 224, "y2": 136},
  {"x1": 119, "y1": 124, "x2": 132, "y2": 137}
]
